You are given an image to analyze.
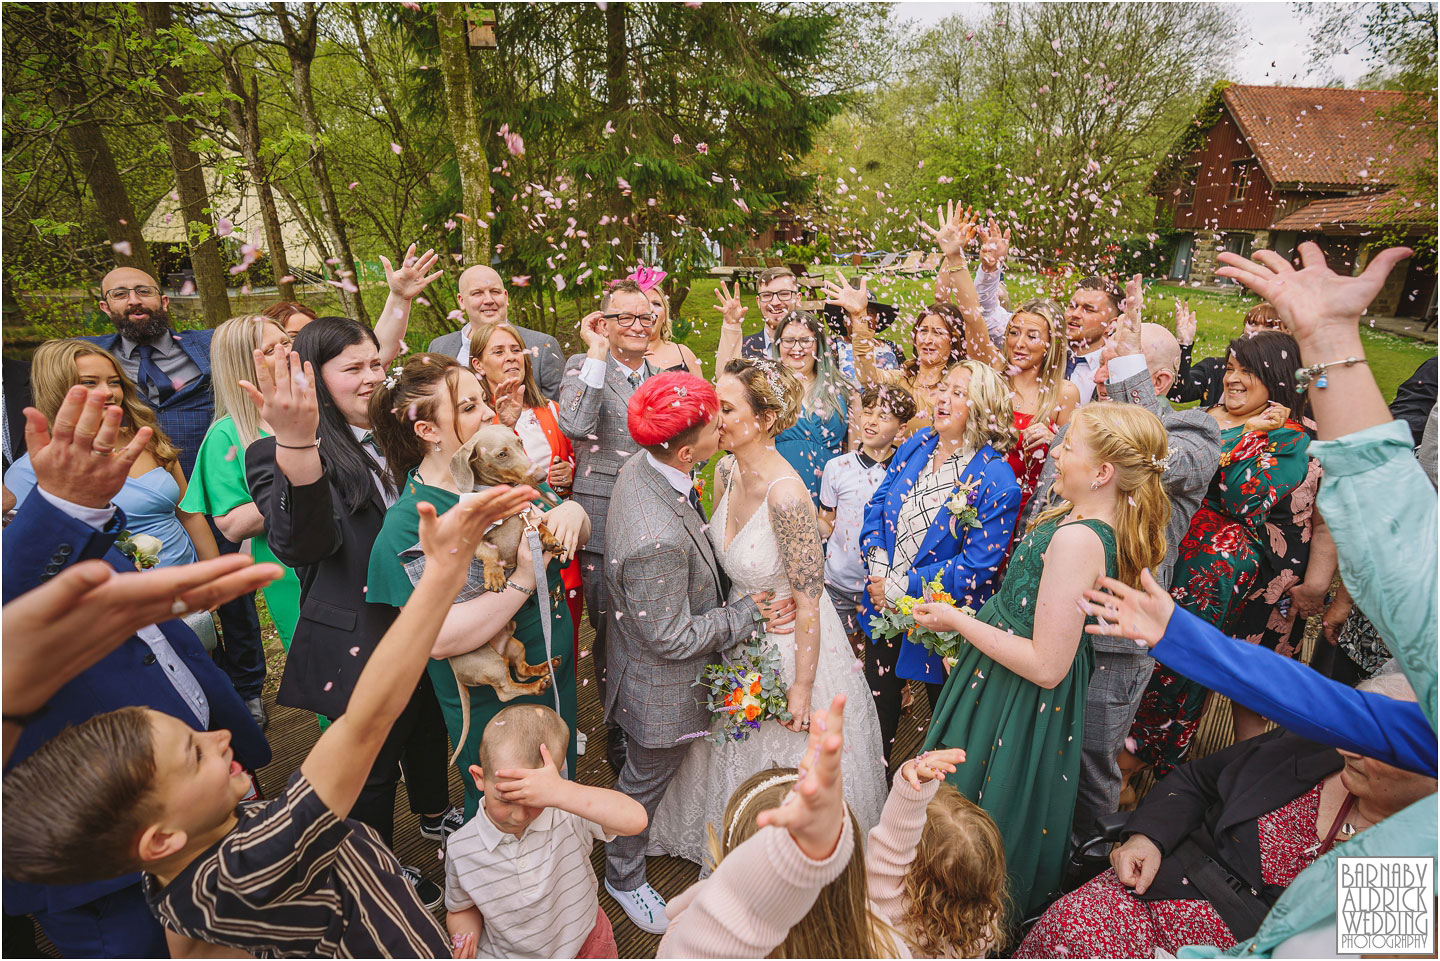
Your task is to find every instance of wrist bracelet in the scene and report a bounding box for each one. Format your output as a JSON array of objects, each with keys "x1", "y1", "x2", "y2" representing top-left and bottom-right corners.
[
  {"x1": 506, "y1": 579, "x2": 535, "y2": 597},
  {"x1": 276, "y1": 438, "x2": 321, "y2": 450},
  {"x1": 1295, "y1": 356, "x2": 1366, "y2": 392}
]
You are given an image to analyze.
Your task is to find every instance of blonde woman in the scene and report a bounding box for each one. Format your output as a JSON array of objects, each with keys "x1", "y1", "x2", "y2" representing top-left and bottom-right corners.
[
  {"x1": 914, "y1": 403, "x2": 1171, "y2": 924},
  {"x1": 625, "y1": 265, "x2": 702, "y2": 373},
  {"x1": 649, "y1": 357, "x2": 886, "y2": 869},
  {"x1": 180, "y1": 315, "x2": 303, "y2": 649},
  {"x1": 4, "y1": 340, "x2": 218, "y2": 567}
]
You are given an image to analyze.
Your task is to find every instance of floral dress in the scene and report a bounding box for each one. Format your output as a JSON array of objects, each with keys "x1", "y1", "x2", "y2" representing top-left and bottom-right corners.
[
  {"x1": 1130, "y1": 420, "x2": 1312, "y2": 775},
  {"x1": 1016, "y1": 782, "x2": 1327, "y2": 958}
]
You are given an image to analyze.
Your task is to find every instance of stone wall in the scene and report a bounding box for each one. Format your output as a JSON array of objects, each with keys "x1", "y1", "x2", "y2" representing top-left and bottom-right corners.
[{"x1": 1187, "y1": 231, "x2": 1221, "y2": 285}]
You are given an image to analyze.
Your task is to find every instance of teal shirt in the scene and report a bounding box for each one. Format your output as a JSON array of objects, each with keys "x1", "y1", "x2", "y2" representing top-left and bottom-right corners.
[{"x1": 1181, "y1": 419, "x2": 1438, "y2": 958}]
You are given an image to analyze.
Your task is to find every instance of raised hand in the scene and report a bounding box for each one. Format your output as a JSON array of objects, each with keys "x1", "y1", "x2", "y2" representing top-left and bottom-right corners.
[
  {"x1": 380, "y1": 243, "x2": 445, "y2": 301},
  {"x1": 493, "y1": 742, "x2": 568, "y2": 807},
  {"x1": 3, "y1": 555, "x2": 283, "y2": 720},
  {"x1": 919, "y1": 201, "x2": 978, "y2": 259},
  {"x1": 1215, "y1": 241, "x2": 1412, "y2": 347},
  {"x1": 1173, "y1": 299, "x2": 1198, "y2": 347},
  {"x1": 977, "y1": 219, "x2": 1011, "y2": 271},
  {"x1": 25, "y1": 386, "x2": 153, "y2": 509},
  {"x1": 491, "y1": 373, "x2": 525, "y2": 428},
  {"x1": 757, "y1": 693, "x2": 847, "y2": 860},
  {"x1": 822, "y1": 271, "x2": 869, "y2": 317},
  {"x1": 1108, "y1": 274, "x2": 1144, "y2": 357},
  {"x1": 898, "y1": 747, "x2": 966, "y2": 791},
  {"x1": 1122, "y1": 273, "x2": 1144, "y2": 326},
  {"x1": 238, "y1": 345, "x2": 319, "y2": 447},
  {"x1": 579, "y1": 310, "x2": 609, "y2": 354},
  {"x1": 1078, "y1": 568, "x2": 1175, "y2": 647},
  {"x1": 713, "y1": 281, "x2": 748, "y2": 328}
]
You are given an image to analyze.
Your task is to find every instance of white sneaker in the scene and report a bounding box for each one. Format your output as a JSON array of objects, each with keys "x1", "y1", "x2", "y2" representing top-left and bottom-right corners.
[
  {"x1": 577, "y1": 730, "x2": 588, "y2": 756},
  {"x1": 605, "y1": 880, "x2": 669, "y2": 934}
]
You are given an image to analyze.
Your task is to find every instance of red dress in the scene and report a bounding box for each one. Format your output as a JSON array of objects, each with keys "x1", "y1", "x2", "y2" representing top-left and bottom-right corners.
[
  {"x1": 1006, "y1": 409, "x2": 1051, "y2": 520},
  {"x1": 1015, "y1": 782, "x2": 1326, "y2": 958}
]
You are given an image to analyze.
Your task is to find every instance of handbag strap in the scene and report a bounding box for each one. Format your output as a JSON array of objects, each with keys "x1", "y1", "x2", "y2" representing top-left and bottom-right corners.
[
  {"x1": 527, "y1": 526, "x2": 568, "y2": 779},
  {"x1": 1318, "y1": 792, "x2": 1358, "y2": 856},
  {"x1": 1169, "y1": 840, "x2": 1273, "y2": 941}
]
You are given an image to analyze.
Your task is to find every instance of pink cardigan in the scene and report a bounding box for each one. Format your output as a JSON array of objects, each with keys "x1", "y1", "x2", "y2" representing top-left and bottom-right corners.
[{"x1": 657, "y1": 778, "x2": 941, "y2": 959}]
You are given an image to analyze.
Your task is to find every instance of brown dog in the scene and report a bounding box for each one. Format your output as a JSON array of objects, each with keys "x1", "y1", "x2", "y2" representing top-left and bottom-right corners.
[{"x1": 443, "y1": 425, "x2": 566, "y2": 763}]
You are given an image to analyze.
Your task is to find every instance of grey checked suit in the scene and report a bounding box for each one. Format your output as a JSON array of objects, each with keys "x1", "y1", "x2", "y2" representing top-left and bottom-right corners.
[
  {"x1": 556, "y1": 352, "x2": 653, "y2": 712},
  {"x1": 1020, "y1": 367, "x2": 1222, "y2": 842},
  {"x1": 427, "y1": 324, "x2": 565, "y2": 401},
  {"x1": 602, "y1": 452, "x2": 762, "y2": 889}
]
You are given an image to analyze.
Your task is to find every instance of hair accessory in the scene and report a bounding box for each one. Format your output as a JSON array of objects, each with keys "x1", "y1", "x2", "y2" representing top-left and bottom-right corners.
[
  {"x1": 627, "y1": 263, "x2": 668, "y2": 292},
  {"x1": 726, "y1": 772, "x2": 800, "y2": 846},
  {"x1": 753, "y1": 359, "x2": 788, "y2": 400},
  {"x1": 1148, "y1": 453, "x2": 1171, "y2": 473}
]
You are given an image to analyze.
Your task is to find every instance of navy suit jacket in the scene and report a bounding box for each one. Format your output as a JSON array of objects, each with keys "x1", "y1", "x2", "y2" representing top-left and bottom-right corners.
[
  {"x1": 1, "y1": 494, "x2": 268, "y2": 916},
  {"x1": 858, "y1": 431, "x2": 1021, "y2": 683},
  {"x1": 741, "y1": 330, "x2": 772, "y2": 360},
  {"x1": 77, "y1": 328, "x2": 214, "y2": 476}
]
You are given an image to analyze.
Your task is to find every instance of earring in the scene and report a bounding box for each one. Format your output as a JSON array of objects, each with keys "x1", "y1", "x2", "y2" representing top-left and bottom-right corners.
[
  {"x1": 434, "y1": 442, "x2": 442, "y2": 453},
  {"x1": 1090, "y1": 480, "x2": 1100, "y2": 491}
]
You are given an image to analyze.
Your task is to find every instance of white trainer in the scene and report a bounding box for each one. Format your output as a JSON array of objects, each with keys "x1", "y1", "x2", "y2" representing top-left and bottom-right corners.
[{"x1": 604, "y1": 880, "x2": 669, "y2": 934}]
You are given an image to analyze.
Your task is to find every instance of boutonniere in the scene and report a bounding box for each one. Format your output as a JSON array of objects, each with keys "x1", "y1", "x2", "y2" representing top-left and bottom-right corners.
[
  {"x1": 693, "y1": 475, "x2": 706, "y2": 503},
  {"x1": 116, "y1": 530, "x2": 163, "y2": 569},
  {"x1": 945, "y1": 478, "x2": 983, "y2": 536}
]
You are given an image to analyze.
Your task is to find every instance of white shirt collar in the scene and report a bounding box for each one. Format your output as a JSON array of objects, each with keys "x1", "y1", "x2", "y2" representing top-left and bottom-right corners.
[
  {"x1": 473, "y1": 804, "x2": 557, "y2": 850},
  {"x1": 646, "y1": 452, "x2": 694, "y2": 496}
]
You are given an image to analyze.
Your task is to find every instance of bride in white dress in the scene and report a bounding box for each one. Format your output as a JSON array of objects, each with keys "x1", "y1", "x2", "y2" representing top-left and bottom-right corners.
[{"x1": 650, "y1": 358, "x2": 887, "y2": 867}]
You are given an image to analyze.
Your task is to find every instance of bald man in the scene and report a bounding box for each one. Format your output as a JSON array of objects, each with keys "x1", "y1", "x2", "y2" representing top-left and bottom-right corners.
[
  {"x1": 1021, "y1": 315, "x2": 1223, "y2": 849},
  {"x1": 426, "y1": 265, "x2": 565, "y2": 401}
]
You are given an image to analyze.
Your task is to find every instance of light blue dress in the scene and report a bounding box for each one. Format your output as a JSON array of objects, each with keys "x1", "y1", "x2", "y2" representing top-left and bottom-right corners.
[
  {"x1": 776, "y1": 400, "x2": 848, "y2": 499},
  {"x1": 5, "y1": 454, "x2": 198, "y2": 568}
]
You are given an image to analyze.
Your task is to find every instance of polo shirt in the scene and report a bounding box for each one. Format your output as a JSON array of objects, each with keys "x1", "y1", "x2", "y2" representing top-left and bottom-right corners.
[{"x1": 819, "y1": 450, "x2": 891, "y2": 592}]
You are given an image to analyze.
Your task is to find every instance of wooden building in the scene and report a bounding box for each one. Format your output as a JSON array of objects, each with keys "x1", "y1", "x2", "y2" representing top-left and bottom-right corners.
[{"x1": 1152, "y1": 84, "x2": 1436, "y2": 318}]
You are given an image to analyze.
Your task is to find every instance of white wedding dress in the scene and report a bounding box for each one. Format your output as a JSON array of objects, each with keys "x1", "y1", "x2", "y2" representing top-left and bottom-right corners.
[{"x1": 649, "y1": 472, "x2": 888, "y2": 868}]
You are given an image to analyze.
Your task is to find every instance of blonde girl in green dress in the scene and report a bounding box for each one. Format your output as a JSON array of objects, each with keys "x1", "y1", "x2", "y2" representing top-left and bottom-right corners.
[{"x1": 911, "y1": 403, "x2": 1172, "y2": 929}]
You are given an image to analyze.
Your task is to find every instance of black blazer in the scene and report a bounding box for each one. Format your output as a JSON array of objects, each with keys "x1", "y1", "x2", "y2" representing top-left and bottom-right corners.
[
  {"x1": 3, "y1": 355, "x2": 31, "y2": 472},
  {"x1": 246, "y1": 437, "x2": 397, "y2": 718},
  {"x1": 1124, "y1": 729, "x2": 1342, "y2": 905},
  {"x1": 1389, "y1": 356, "x2": 1437, "y2": 447}
]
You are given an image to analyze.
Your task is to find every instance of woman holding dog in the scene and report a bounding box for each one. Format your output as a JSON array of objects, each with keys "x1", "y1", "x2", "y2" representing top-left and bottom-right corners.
[{"x1": 367, "y1": 353, "x2": 587, "y2": 821}]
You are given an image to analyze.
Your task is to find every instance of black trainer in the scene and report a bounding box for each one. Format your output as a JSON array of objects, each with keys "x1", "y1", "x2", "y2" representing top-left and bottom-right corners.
[
  {"x1": 400, "y1": 864, "x2": 444, "y2": 911},
  {"x1": 419, "y1": 806, "x2": 465, "y2": 841}
]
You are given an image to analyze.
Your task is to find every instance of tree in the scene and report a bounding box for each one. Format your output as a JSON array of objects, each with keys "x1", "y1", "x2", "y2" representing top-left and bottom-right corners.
[
  {"x1": 138, "y1": 2, "x2": 232, "y2": 326},
  {"x1": 1301, "y1": 2, "x2": 1438, "y2": 92},
  {"x1": 434, "y1": 1, "x2": 493, "y2": 266}
]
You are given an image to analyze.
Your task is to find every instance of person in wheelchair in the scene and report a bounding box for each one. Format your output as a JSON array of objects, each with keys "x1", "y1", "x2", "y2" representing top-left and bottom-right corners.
[{"x1": 1015, "y1": 668, "x2": 1435, "y2": 958}]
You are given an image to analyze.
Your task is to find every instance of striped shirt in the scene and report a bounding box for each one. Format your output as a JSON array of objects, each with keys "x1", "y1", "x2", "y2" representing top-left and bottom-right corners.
[
  {"x1": 143, "y1": 772, "x2": 448, "y2": 958},
  {"x1": 444, "y1": 806, "x2": 613, "y2": 958}
]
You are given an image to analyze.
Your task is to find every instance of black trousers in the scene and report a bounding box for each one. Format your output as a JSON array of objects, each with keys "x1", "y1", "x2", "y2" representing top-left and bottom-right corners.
[
  {"x1": 865, "y1": 634, "x2": 943, "y2": 773},
  {"x1": 209, "y1": 520, "x2": 267, "y2": 701},
  {"x1": 343, "y1": 671, "x2": 452, "y2": 849},
  {"x1": 579, "y1": 548, "x2": 612, "y2": 724}
]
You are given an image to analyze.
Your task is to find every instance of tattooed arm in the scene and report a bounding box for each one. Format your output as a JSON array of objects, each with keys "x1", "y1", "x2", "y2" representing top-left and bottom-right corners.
[
  {"x1": 715, "y1": 454, "x2": 734, "y2": 495},
  {"x1": 769, "y1": 475, "x2": 825, "y2": 731}
]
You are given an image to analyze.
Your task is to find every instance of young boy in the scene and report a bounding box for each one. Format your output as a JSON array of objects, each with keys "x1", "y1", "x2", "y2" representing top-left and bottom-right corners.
[
  {"x1": 446, "y1": 704, "x2": 645, "y2": 959},
  {"x1": 1, "y1": 486, "x2": 537, "y2": 958},
  {"x1": 818, "y1": 384, "x2": 915, "y2": 648}
]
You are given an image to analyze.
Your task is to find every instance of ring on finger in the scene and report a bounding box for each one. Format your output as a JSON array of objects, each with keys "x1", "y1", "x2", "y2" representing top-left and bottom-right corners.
[
  {"x1": 91, "y1": 447, "x2": 114, "y2": 457},
  {"x1": 170, "y1": 599, "x2": 189, "y2": 615}
]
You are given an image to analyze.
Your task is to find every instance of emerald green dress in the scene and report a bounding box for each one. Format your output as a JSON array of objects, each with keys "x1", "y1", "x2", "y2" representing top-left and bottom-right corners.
[
  {"x1": 922, "y1": 516, "x2": 1117, "y2": 920},
  {"x1": 179, "y1": 417, "x2": 302, "y2": 649},
  {"x1": 366, "y1": 473, "x2": 578, "y2": 821}
]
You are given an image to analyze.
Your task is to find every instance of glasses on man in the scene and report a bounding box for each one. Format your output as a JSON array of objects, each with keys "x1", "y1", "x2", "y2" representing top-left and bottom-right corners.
[
  {"x1": 757, "y1": 289, "x2": 798, "y2": 303},
  {"x1": 104, "y1": 285, "x2": 161, "y2": 303},
  {"x1": 779, "y1": 336, "x2": 816, "y2": 349},
  {"x1": 604, "y1": 312, "x2": 657, "y2": 329}
]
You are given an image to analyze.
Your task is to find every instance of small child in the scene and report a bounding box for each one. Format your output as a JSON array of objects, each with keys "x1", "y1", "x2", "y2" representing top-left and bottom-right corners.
[
  {"x1": 0, "y1": 487, "x2": 537, "y2": 958},
  {"x1": 819, "y1": 384, "x2": 915, "y2": 644},
  {"x1": 446, "y1": 704, "x2": 647, "y2": 959}
]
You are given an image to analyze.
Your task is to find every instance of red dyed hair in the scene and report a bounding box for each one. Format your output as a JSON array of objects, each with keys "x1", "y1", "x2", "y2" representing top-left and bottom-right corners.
[{"x1": 628, "y1": 371, "x2": 718, "y2": 452}]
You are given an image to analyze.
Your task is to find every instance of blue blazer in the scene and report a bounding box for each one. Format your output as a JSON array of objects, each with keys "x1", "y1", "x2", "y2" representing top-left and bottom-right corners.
[
  {"x1": 1, "y1": 494, "x2": 269, "y2": 916},
  {"x1": 78, "y1": 328, "x2": 214, "y2": 477},
  {"x1": 858, "y1": 430, "x2": 1021, "y2": 683},
  {"x1": 1154, "y1": 605, "x2": 1435, "y2": 777}
]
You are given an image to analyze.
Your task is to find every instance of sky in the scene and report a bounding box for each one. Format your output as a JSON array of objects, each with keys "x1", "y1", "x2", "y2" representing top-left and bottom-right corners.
[{"x1": 891, "y1": 1, "x2": 1374, "y2": 87}]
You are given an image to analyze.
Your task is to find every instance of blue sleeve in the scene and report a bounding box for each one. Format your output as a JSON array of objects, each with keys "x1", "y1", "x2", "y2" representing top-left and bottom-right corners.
[
  {"x1": 905, "y1": 470, "x2": 1021, "y2": 607},
  {"x1": 1152, "y1": 605, "x2": 1435, "y2": 776},
  {"x1": 2, "y1": 455, "x2": 37, "y2": 508},
  {"x1": 2, "y1": 493, "x2": 122, "y2": 602}
]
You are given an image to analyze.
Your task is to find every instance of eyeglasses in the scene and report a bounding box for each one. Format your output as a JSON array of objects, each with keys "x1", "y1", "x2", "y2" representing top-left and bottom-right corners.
[
  {"x1": 779, "y1": 337, "x2": 816, "y2": 349},
  {"x1": 104, "y1": 285, "x2": 161, "y2": 303},
  {"x1": 757, "y1": 290, "x2": 798, "y2": 303},
  {"x1": 604, "y1": 312, "x2": 657, "y2": 329}
]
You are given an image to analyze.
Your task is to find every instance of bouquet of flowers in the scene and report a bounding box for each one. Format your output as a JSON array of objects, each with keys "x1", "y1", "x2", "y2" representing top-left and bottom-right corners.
[
  {"x1": 694, "y1": 641, "x2": 792, "y2": 743},
  {"x1": 945, "y1": 478, "x2": 983, "y2": 536},
  {"x1": 116, "y1": 530, "x2": 163, "y2": 569},
  {"x1": 868, "y1": 573, "x2": 975, "y2": 662}
]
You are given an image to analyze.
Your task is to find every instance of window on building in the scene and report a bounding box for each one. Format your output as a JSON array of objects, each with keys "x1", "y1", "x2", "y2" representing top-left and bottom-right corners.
[
  {"x1": 1174, "y1": 165, "x2": 1199, "y2": 207},
  {"x1": 1228, "y1": 161, "x2": 1256, "y2": 203}
]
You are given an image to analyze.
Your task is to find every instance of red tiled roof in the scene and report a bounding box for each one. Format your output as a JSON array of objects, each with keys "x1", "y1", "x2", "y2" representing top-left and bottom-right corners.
[
  {"x1": 1272, "y1": 188, "x2": 1436, "y2": 232},
  {"x1": 1223, "y1": 85, "x2": 1435, "y2": 189}
]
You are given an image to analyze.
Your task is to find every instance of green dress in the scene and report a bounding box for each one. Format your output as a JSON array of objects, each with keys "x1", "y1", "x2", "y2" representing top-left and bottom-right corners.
[
  {"x1": 366, "y1": 473, "x2": 578, "y2": 821},
  {"x1": 922, "y1": 516, "x2": 1117, "y2": 920},
  {"x1": 179, "y1": 417, "x2": 302, "y2": 650}
]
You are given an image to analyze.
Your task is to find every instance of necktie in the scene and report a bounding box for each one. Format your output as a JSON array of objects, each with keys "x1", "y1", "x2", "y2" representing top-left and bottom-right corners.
[
  {"x1": 628, "y1": 368, "x2": 643, "y2": 389},
  {"x1": 137, "y1": 345, "x2": 175, "y2": 404},
  {"x1": 1066, "y1": 352, "x2": 1081, "y2": 379},
  {"x1": 687, "y1": 484, "x2": 707, "y2": 522}
]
